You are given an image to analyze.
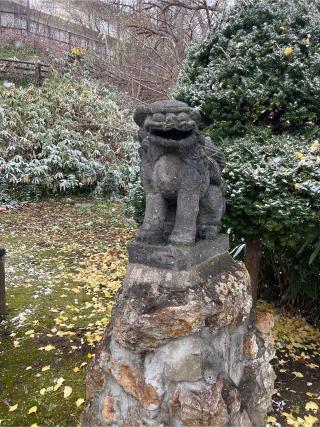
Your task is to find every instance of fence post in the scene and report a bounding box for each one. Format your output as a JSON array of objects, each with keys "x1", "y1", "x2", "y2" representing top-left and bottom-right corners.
[
  {"x1": 34, "y1": 61, "x2": 42, "y2": 86},
  {"x1": 0, "y1": 249, "x2": 6, "y2": 318}
]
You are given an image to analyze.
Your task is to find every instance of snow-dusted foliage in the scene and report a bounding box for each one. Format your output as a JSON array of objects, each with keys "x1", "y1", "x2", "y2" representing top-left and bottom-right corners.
[
  {"x1": 222, "y1": 130, "x2": 320, "y2": 236},
  {"x1": 0, "y1": 76, "x2": 139, "y2": 199},
  {"x1": 175, "y1": 0, "x2": 320, "y2": 138},
  {"x1": 175, "y1": 0, "x2": 320, "y2": 318}
]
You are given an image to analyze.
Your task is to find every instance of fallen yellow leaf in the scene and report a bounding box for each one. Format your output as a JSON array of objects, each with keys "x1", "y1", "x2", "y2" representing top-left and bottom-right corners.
[
  {"x1": 76, "y1": 398, "x2": 85, "y2": 407},
  {"x1": 304, "y1": 415, "x2": 319, "y2": 427},
  {"x1": 306, "y1": 401, "x2": 319, "y2": 412},
  {"x1": 282, "y1": 412, "x2": 300, "y2": 427},
  {"x1": 64, "y1": 386, "x2": 73, "y2": 398},
  {"x1": 44, "y1": 344, "x2": 55, "y2": 352},
  {"x1": 53, "y1": 377, "x2": 65, "y2": 391},
  {"x1": 42, "y1": 365, "x2": 50, "y2": 372},
  {"x1": 40, "y1": 388, "x2": 46, "y2": 396},
  {"x1": 28, "y1": 406, "x2": 37, "y2": 415},
  {"x1": 292, "y1": 371, "x2": 304, "y2": 378},
  {"x1": 73, "y1": 367, "x2": 80, "y2": 373},
  {"x1": 266, "y1": 415, "x2": 277, "y2": 424},
  {"x1": 8, "y1": 404, "x2": 18, "y2": 412},
  {"x1": 307, "y1": 363, "x2": 319, "y2": 369}
]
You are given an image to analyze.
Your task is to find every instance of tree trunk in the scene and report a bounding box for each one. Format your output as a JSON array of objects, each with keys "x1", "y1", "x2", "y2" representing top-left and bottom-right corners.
[{"x1": 244, "y1": 237, "x2": 262, "y2": 310}]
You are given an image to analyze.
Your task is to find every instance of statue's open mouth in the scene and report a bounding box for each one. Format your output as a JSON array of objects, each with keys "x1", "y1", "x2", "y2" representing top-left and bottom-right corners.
[{"x1": 150, "y1": 128, "x2": 193, "y2": 141}]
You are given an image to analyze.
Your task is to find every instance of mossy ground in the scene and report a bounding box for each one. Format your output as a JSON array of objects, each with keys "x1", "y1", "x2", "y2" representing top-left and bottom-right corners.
[
  {"x1": 0, "y1": 198, "x2": 135, "y2": 426},
  {"x1": 0, "y1": 198, "x2": 320, "y2": 426}
]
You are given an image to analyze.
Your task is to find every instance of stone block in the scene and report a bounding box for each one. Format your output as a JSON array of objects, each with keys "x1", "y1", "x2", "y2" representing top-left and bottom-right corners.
[
  {"x1": 117, "y1": 363, "x2": 161, "y2": 411},
  {"x1": 128, "y1": 234, "x2": 229, "y2": 270},
  {"x1": 81, "y1": 250, "x2": 274, "y2": 427},
  {"x1": 165, "y1": 355, "x2": 202, "y2": 382},
  {"x1": 171, "y1": 381, "x2": 229, "y2": 427},
  {"x1": 112, "y1": 255, "x2": 252, "y2": 353},
  {"x1": 255, "y1": 311, "x2": 275, "y2": 336},
  {"x1": 102, "y1": 395, "x2": 116, "y2": 424},
  {"x1": 243, "y1": 333, "x2": 259, "y2": 360},
  {"x1": 228, "y1": 328, "x2": 245, "y2": 386}
]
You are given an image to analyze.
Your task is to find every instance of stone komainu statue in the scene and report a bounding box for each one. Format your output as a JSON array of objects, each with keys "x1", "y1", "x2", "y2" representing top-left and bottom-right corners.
[{"x1": 134, "y1": 100, "x2": 226, "y2": 246}]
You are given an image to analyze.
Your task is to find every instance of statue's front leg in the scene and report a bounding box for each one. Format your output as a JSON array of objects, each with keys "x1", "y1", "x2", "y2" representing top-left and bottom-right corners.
[
  {"x1": 169, "y1": 191, "x2": 200, "y2": 245},
  {"x1": 136, "y1": 192, "x2": 167, "y2": 243},
  {"x1": 198, "y1": 185, "x2": 225, "y2": 240}
]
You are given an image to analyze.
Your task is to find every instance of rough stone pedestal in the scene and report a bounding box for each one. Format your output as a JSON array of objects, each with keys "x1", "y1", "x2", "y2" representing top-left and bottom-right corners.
[{"x1": 81, "y1": 238, "x2": 275, "y2": 427}]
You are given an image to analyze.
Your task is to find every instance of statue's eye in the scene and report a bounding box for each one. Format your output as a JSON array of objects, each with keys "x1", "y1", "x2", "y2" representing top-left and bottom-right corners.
[
  {"x1": 177, "y1": 112, "x2": 189, "y2": 122},
  {"x1": 152, "y1": 113, "x2": 165, "y2": 122}
]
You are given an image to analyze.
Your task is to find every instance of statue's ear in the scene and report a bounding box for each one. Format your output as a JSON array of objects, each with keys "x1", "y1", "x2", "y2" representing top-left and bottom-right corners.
[
  {"x1": 189, "y1": 109, "x2": 201, "y2": 125},
  {"x1": 133, "y1": 106, "x2": 150, "y2": 127}
]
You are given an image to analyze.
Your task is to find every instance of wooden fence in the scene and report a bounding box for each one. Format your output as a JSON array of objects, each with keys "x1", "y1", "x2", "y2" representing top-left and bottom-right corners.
[
  {"x1": 0, "y1": 9, "x2": 112, "y2": 59},
  {"x1": 0, "y1": 57, "x2": 50, "y2": 84}
]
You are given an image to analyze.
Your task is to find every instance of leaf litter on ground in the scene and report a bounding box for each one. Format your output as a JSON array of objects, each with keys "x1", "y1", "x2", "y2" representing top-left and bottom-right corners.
[{"x1": 0, "y1": 199, "x2": 135, "y2": 426}]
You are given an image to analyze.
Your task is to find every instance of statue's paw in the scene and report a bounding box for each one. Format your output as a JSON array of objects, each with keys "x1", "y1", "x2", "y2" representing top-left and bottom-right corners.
[
  {"x1": 168, "y1": 232, "x2": 195, "y2": 246},
  {"x1": 136, "y1": 228, "x2": 163, "y2": 243},
  {"x1": 197, "y1": 225, "x2": 220, "y2": 240}
]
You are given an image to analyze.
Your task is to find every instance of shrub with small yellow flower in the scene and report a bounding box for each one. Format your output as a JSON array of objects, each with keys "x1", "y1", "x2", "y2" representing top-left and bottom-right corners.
[{"x1": 176, "y1": 0, "x2": 320, "y2": 321}]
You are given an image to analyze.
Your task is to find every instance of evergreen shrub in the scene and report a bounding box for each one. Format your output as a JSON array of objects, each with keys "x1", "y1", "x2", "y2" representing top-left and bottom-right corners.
[
  {"x1": 0, "y1": 76, "x2": 139, "y2": 201},
  {"x1": 175, "y1": 0, "x2": 320, "y2": 321}
]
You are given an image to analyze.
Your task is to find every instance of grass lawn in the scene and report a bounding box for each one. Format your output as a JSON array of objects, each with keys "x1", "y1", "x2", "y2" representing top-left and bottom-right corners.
[{"x1": 0, "y1": 198, "x2": 319, "y2": 426}]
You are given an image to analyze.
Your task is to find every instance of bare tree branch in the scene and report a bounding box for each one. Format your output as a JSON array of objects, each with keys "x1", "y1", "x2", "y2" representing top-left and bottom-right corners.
[{"x1": 48, "y1": 0, "x2": 226, "y2": 101}]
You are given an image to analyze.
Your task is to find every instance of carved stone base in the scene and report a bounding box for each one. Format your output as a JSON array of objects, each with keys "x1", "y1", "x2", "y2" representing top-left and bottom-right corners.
[
  {"x1": 81, "y1": 252, "x2": 275, "y2": 427},
  {"x1": 128, "y1": 234, "x2": 229, "y2": 270}
]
